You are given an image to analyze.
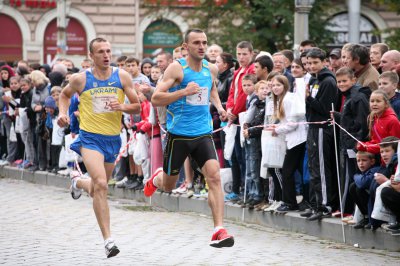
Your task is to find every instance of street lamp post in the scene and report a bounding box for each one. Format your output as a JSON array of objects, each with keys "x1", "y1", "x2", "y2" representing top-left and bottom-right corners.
[
  {"x1": 57, "y1": 0, "x2": 69, "y2": 58},
  {"x1": 293, "y1": 0, "x2": 315, "y2": 54}
]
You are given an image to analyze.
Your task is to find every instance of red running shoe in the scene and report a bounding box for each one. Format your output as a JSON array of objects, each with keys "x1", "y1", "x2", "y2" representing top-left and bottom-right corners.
[
  {"x1": 210, "y1": 228, "x2": 234, "y2": 248},
  {"x1": 144, "y1": 167, "x2": 163, "y2": 197}
]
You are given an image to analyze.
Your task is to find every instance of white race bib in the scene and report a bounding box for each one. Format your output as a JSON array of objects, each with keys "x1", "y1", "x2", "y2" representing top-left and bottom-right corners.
[
  {"x1": 92, "y1": 94, "x2": 117, "y2": 113},
  {"x1": 186, "y1": 87, "x2": 208, "y2": 106}
]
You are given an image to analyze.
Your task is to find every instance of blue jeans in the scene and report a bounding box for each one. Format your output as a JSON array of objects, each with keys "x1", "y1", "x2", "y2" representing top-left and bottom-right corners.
[
  {"x1": 244, "y1": 138, "x2": 262, "y2": 201},
  {"x1": 231, "y1": 127, "x2": 246, "y2": 194}
]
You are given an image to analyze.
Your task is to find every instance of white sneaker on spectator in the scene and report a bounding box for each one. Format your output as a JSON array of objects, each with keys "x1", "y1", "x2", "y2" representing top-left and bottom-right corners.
[
  {"x1": 264, "y1": 201, "x2": 282, "y2": 212},
  {"x1": 116, "y1": 177, "x2": 128, "y2": 188},
  {"x1": 0, "y1": 160, "x2": 10, "y2": 166},
  {"x1": 58, "y1": 168, "x2": 72, "y2": 176},
  {"x1": 173, "y1": 182, "x2": 188, "y2": 194}
]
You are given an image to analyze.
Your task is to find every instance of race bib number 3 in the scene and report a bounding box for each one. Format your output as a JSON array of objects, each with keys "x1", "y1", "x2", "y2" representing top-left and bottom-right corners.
[
  {"x1": 186, "y1": 87, "x2": 208, "y2": 106},
  {"x1": 92, "y1": 95, "x2": 118, "y2": 113}
]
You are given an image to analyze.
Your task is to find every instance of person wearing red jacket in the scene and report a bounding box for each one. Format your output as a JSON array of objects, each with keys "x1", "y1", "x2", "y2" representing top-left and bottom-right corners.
[
  {"x1": 224, "y1": 41, "x2": 255, "y2": 202},
  {"x1": 133, "y1": 92, "x2": 162, "y2": 179},
  {"x1": 357, "y1": 90, "x2": 400, "y2": 154}
]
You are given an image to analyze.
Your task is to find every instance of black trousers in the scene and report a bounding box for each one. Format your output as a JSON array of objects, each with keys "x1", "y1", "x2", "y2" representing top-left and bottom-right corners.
[
  {"x1": 348, "y1": 182, "x2": 369, "y2": 215},
  {"x1": 307, "y1": 127, "x2": 339, "y2": 211},
  {"x1": 381, "y1": 186, "x2": 400, "y2": 223},
  {"x1": 282, "y1": 142, "x2": 306, "y2": 206},
  {"x1": 268, "y1": 168, "x2": 282, "y2": 201}
]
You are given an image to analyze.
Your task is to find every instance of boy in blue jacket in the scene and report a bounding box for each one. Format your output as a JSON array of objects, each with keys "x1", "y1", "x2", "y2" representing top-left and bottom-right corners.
[{"x1": 349, "y1": 151, "x2": 379, "y2": 228}]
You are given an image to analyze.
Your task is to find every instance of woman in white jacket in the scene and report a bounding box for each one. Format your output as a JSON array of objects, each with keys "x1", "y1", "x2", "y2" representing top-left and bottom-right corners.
[{"x1": 267, "y1": 75, "x2": 307, "y2": 213}]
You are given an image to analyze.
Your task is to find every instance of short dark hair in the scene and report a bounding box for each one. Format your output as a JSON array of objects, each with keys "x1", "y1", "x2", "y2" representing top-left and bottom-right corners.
[
  {"x1": 281, "y1": 49, "x2": 294, "y2": 63},
  {"x1": 236, "y1": 41, "x2": 253, "y2": 52},
  {"x1": 184, "y1": 29, "x2": 205, "y2": 43},
  {"x1": 89, "y1": 37, "x2": 108, "y2": 54},
  {"x1": 300, "y1": 40, "x2": 317, "y2": 48},
  {"x1": 219, "y1": 52, "x2": 235, "y2": 70},
  {"x1": 255, "y1": 55, "x2": 274, "y2": 73},
  {"x1": 292, "y1": 58, "x2": 304, "y2": 70},
  {"x1": 116, "y1": 55, "x2": 127, "y2": 63},
  {"x1": 349, "y1": 44, "x2": 370, "y2": 65},
  {"x1": 300, "y1": 49, "x2": 311, "y2": 59},
  {"x1": 125, "y1": 57, "x2": 140, "y2": 65},
  {"x1": 307, "y1": 48, "x2": 326, "y2": 61},
  {"x1": 379, "y1": 136, "x2": 399, "y2": 151},
  {"x1": 242, "y1": 74, "x2": 257, "y2": 84}
]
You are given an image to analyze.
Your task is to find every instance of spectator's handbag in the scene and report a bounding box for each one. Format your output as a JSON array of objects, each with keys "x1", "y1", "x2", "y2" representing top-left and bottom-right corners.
[
  {"x1": 371, "y1": 180, "x2": 395, "y2": 222},
  {"x1": 9, "y1": 122, "x2": 17, "y2": 142},
  {"x1": 223, "y1": 125, "x2": 237, "y2": 161},
  {"x1": 261, "y1": 130, "x2": 286, "y2": 168},
  {"x1": 18, "y1": 107, "x2": 30, "y2": 132},
  {"x1": 134, "y1": 132, "x2": 149, "y2": 165}
]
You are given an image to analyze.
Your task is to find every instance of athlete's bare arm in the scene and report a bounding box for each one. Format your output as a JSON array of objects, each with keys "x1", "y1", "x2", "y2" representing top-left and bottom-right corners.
[
  {"x1": 209, "y1": 63, "x2": 227, "y2": 120},
  {"x1": 151, "y1": 61, "x2": 200, "y2": 107},
  {"x1": 58, "y1": 72, "x2": 86, "y2": 127},
  {"x1": 110, "y1": 69, "x2": 141, "y2": 114}
]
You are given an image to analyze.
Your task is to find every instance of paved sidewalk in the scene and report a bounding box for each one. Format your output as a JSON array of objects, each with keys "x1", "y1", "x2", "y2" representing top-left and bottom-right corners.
[{"x1": 1, "y1": 178, "x2": 399, "y2": 265}]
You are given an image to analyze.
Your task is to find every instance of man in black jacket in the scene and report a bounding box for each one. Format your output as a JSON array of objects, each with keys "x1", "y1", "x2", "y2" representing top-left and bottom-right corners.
[{"x1": 304, "y1": 48, "x2": 339, "y2": 221}]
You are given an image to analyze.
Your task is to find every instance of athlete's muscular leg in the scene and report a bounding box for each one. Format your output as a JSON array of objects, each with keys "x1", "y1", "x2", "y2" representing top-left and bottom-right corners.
[
  {"x1": 153, "y1": 171, "x2": 179, "y2": 192},
  {"x1": 78, "y1": 148, "x2": 112, "y2": 240},
  {"x1": 201, "y1": 159, "x2": 224, "y2": 227}
]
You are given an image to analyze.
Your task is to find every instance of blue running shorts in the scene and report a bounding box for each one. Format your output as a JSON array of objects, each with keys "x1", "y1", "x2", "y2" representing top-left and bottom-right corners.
[{"x1": 70, "y1": 130, "x2": 121, "y2": 163}]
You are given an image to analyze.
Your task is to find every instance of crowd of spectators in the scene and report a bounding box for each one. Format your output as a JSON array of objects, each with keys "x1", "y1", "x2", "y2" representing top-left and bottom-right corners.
[{"x1": 1, "y1": 37, "x2": 400, "y2": 236}]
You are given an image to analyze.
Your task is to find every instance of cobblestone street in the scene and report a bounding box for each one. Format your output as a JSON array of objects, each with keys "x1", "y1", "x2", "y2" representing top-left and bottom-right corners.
[{"x1": 1, "y1": 178, "x2": 399, "y2": 265}]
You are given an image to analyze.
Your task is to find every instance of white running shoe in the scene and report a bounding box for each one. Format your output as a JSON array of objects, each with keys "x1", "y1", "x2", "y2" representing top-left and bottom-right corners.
[
  {"x1": 264, "y1": 201, "x2": 282, "y2": 212},
  {"x1": 69, "y1": 170, "x2": 83, "y2": 200},
  {"x1": 172, "y1": 182, "x2": 187, "y2": 194},
  {"x1": 104, "y1": 239, "x2": 120, "y2": 258}
]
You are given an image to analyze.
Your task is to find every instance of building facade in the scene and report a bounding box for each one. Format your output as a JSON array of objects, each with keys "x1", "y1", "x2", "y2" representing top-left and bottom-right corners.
[{"x1": 0, "y1": 0, "x2": 398, "y2": 65}]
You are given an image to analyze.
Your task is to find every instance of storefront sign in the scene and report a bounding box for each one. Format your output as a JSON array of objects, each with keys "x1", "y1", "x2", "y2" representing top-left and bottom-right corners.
[{"x1": 326, "y1": 13, "x2": 381, "y2": 47}]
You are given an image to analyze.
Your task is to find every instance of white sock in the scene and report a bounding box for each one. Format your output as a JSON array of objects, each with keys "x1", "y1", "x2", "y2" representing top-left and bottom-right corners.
[
  {"x1": 152, "y1": 174, "x2": 159, "y2": 188},
  {"x1": 72, "y1": 178, "x2": 79, "y2": 190},
  {"x1": 214, "y1": 226, "x2": 224, "y2": 233},
  {"x1": 104, "y1": 237, "x2": 114, "y2": 246}
]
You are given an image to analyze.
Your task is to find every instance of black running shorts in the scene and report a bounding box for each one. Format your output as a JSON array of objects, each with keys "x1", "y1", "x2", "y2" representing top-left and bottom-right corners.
[{"x1": 163, "y1": 132, "x2": 218, "y2": 176}]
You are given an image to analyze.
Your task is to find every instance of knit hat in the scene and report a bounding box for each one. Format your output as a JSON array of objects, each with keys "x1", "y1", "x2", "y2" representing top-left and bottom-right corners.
[{"x1": 44, "y1": 96, "x2": 57, "y2": 109}]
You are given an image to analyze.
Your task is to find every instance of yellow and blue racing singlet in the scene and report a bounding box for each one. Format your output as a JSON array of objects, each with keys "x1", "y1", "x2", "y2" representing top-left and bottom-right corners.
[{"x1": 79, "y1": 67, "x2": 124, "y2": 136}]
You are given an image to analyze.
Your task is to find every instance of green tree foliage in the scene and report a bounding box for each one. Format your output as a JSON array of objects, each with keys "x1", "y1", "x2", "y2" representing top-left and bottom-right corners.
[
  {"x1": 191, "y1": 0, "x2": 334, "y2": 53},
  {"x1": 145, "y1": 0, "x2": 334, "y2": 53},
  {"x1": 371, "y1": 0, "x2": 400, "y2": 50}
]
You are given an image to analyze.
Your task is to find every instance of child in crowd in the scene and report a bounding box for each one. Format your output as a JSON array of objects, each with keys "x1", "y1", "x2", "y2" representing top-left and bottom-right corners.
[
  {"x1": 150, "y1": 65, "x2": 162, "y2": 86},
  {"x1": 357, "y1": 90, "x2": 400, "y2": 154},
  {"x1": 260, "y1": 71, "x2": 280, "y2": 211},
  {"x1": 17, "y1": 78, "x2": 36, "y2": 170},
  {"x1": 331, "y1": 67, "x2": 370, "y2": 216},
  {"x1": 1, "y1": 76, "x2": 23, "y2": 166},
  {"x1": 349, "y1": 151, "x2": 379, "y2": 229},
  {"x1": 367, "y1": 137, "x2": 398, "y2": 230},
  {"x1": 225, "y1": 74, "x2": 257, "y2": 202},
  {"x1": 303, "y1": 48, "x2": 339, "y2": 221},
  {"x1": 381, "y1": 167, "x2": 400, "y2": 235},
  {"x1": 378, "y1": 71, "x2": 400, "y2": 118},
  {"x1": 268, "y1": 75, "x2": 308, "y2": 214},
  {"x1": 44, "y1": 95, "x2": 62, "y2": 173},
  {"x1": 242, "y1": 80, "x2": 268, "y2": 209}
]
